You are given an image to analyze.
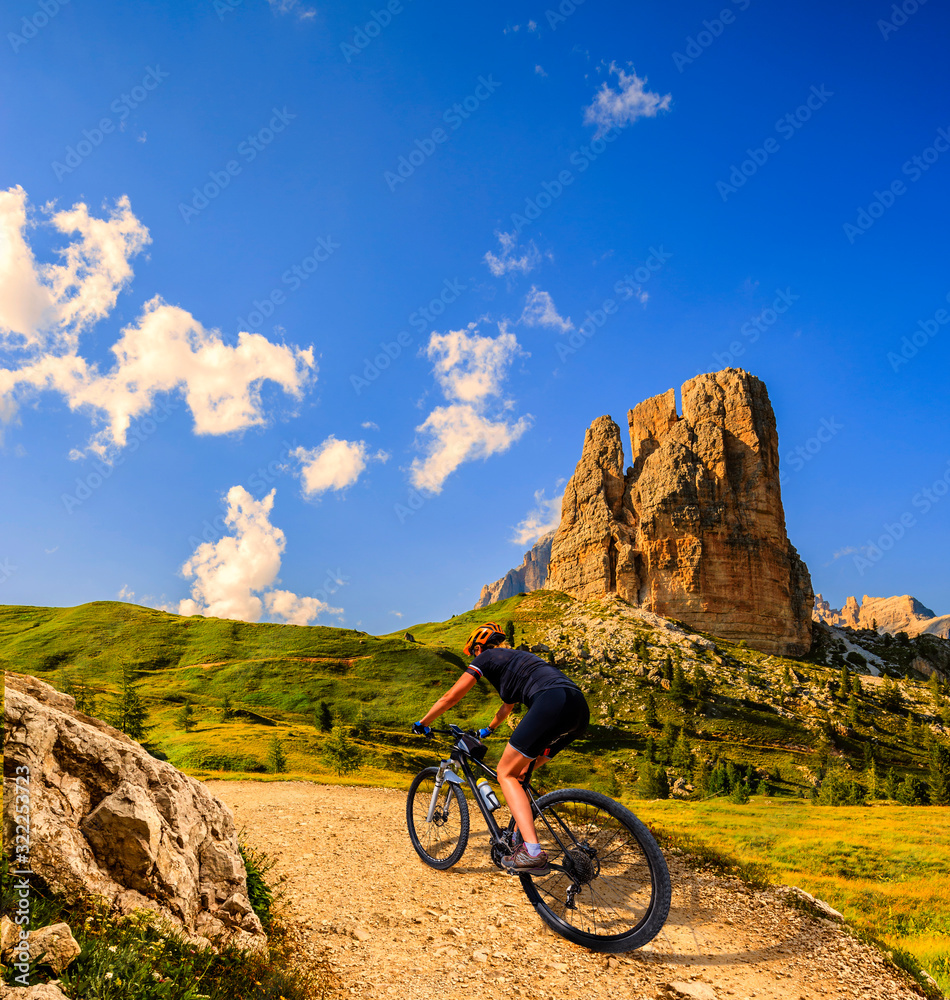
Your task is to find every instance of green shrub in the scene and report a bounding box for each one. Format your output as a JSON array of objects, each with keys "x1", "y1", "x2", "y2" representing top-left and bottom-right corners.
[{"x1": 239, "y1": 840, "x2": 276, "y2": 930}]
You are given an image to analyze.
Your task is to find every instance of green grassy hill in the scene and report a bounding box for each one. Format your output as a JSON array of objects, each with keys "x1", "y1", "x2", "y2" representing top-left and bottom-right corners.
[
  {"x1": 3, "y1": 592, "x2": 950, "y2": 993},
  {"x1": 2, "y1": 591, "x2": 948, "y2": 798}
]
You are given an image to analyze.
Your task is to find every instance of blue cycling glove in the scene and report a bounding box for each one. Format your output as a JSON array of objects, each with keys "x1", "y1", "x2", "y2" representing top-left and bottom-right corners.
[
  {"x1": 476, "y1": 727, "x2": 493, "y2": 739},
  {"x1": 411, "y1": 721, "x2": 432, "y2": 737}
]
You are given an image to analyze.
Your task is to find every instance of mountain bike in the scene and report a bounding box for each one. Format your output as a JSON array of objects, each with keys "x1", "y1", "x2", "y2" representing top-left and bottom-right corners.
[{"x1": 405, "y1": 724, "x2": 671, "y2": 953}]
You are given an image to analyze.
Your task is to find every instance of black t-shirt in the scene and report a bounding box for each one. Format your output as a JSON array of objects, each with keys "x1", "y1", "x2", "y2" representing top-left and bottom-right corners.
[{"x1": 465, "y1": 648, "x2": 580, "y2": 707}]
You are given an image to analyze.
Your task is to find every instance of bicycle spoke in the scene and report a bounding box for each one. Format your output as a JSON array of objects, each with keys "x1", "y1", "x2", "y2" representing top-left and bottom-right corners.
[{"x1": 521, "y1": 790, "x2": 670, "y2": 950}]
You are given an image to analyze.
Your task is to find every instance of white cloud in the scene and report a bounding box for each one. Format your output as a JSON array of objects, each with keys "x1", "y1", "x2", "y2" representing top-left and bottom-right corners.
[
  {"x1": 361, "y1": 420, "x2": 379, "y2": 430},
  {"x1": 0, "y1": 187, "x2": 314, "y2": 456},
  {"x1": 425, "y1": 324, "x2": 522, "y2": 403},
  {"x1": 519, "y1": 286, "x2": 573, "y2": 332},
  {"x1": 410, "y1": 325, "x2": 530, "y2": 493},
  {"x1": 527, "y1": 20, "x2": 538, "y2": 31},
  {"x1": 178, "y1": 486, "x2": 340, "y2": 624},
  {"x1": 117, "y1": 584, "x2": 135, "y2": 601},
  {"x1": 583, "y1": 64, "x2": 672, "y2": 136},
  {"x1": 410, "y1": 404, "x2": 531, "y2": 493},
  {"x1": 267, "y1": 0, "x2": 316, "y2": 19},
  {"x1": 512, "y1": 488, "x2": 563, "y2": 547},
  {"x1": 0, "y1": 185, "x2": 149, "y2": 353},
  {"x1": 293, "y1": 436, "x2": 388, "y2": 497},
  {"x1": 390, "y1": 610, "x2": 403, "y2": 617},
  {"x1": 484, "y1": 231, "x2": 541, "y2": 278},
  {"x1": 535, "y1": 64, "x2": 548, "y2": 77}
]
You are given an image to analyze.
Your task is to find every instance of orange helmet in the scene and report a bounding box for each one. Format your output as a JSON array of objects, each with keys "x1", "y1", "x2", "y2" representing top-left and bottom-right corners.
[{"x1": 463, "y1": 622, "x2": 505, "y2": 657}]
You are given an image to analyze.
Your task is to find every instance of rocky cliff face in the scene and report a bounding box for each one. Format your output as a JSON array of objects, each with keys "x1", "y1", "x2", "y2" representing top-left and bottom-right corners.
[
  {"x1": 814, "y1": 593, "x2": 948, "y2": 638},
  {"x1": 545, "y1": 369, "x2": 814, "y2": 656},
  {"x1": 2, "y1": 673, "x2": 266, "y2": 951},
  {"x1": 474, "y1": 531, "x2": 554, "y2": 609}
]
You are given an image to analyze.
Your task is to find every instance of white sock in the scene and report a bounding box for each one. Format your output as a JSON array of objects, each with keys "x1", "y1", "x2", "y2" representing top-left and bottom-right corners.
[{"x1": 525, "y1": 842, "x2": 543, "y2": 857}]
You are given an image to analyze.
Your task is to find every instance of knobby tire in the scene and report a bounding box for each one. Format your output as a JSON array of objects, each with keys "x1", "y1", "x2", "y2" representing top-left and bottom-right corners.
[
  {"x1": 518, "y1": 787, "x2": 671, "y2": 952},
  {"x1": 406, "y1": 766, "x2": 470, "y2": 870}
]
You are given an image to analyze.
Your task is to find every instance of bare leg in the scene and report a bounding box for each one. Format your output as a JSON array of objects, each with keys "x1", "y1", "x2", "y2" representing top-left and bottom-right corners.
[{"x1": 497, "y1": 744, "x2": 541, "y2": 844}]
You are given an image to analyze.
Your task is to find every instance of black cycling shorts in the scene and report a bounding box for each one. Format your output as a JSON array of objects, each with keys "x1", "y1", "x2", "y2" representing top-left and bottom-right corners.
[{"x1": 508, "y1": 686, "x2": 589, "y2": 760}]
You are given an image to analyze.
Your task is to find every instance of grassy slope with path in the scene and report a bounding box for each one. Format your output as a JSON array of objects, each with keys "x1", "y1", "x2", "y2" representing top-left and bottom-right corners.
[{"x1": 1, "y1": 591, "x2": 949, "y2": 993}]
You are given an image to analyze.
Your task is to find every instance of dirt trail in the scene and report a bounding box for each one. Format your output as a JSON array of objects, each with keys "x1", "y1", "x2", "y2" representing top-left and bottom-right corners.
[{"x1": 209, "y1": 781, "x2": 921, "y2": 1000}]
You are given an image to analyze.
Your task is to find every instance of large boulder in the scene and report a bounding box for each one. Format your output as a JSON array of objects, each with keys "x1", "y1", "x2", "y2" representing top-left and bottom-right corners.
[{"x1": 2, "y1": 672, "x2": 265, "y2": 951}]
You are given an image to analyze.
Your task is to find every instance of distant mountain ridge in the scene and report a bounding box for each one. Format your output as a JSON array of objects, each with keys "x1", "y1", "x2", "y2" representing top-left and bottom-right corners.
[
  {"x1": 474, "y1": 531, "x2": 554, "y2": 609},
  {"x1": 814, "y1": 593, "x2": 949, "y2": 639}
]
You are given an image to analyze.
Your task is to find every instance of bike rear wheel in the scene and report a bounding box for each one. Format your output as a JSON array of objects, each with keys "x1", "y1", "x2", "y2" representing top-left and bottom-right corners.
[
  {"x1": 406, "y1": 766, "x2": 470, "y2": 869},
  {"x1": 519, "y1": 788, "x2": 671, "y2": 953}
]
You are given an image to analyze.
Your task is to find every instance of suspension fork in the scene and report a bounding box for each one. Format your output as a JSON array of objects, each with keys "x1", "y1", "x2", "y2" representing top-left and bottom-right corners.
[{"x1": 426, "y1": 759, "x2": 461, "y2": 822}]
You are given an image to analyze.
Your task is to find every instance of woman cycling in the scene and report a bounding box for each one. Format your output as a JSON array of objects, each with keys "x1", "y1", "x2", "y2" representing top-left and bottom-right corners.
[{"x1": 413, "y1": 622, "x2": 589, "y2": 873}]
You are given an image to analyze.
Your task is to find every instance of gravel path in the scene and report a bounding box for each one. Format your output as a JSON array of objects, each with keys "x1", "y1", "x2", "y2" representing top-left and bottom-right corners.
[{"x1": 209, "y1": 781, "x2": 922, "y2": 1000}]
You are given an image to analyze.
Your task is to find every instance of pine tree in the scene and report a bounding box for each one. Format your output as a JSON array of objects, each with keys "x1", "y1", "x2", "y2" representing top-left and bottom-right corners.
[
  {"x1": 880, "y1": 676, "x2": 901, "y2": 712},
  {"x1": 728, "y1": 780, "x2": 750, "y2": 804},
  {"x1": 883, "y1": 767, "x2": 899, "y2": 800},
  {"x1": 670, "y1": 662, "x2": 688, "y2": 705},
  {"x1": 896, "y1": 776, "x2": 927, "y2": 806},
  {"x1": 848, "y1": 694, "x2": 861, "y2": 727},
  {"x1": 108, "y1": 663, "x2": 149, "y2": 741},
  {"x1": 644, "y1": 693, "x2": 658, "y2": 728},
  {"x1": 221, "y1": 694, "x2": 235, "y2": 721},
  {"x1": 64, "y1": 669, "x2": 98, "y2": 717},
  {"x1": 866, "y1": 758, "x2": 879, "y2": 800},
  {"x1": 267, "y1": 736, "x2": 288, "y2": 774},
  {"x1": 175, "y1": 699, "x2": 195, "y2": 732},
  {"x1": 928, "y1": 743, "x2": 950, "y2": 806},
  {"x1": 636, "y1": 760, "x2": 669, "y2": 800},
  {"x1": 904, "y1": 714, "x2": 917, "y2": 744},
  {"x1": 505, "y1": 620, "x2": 515, "y2": 646},
  {"x1": 663, "y1": 654, "x2": 673, "y2": 682},
  {"x1": 659, "y1": 722, "x2": 677, "y2": 764},
  {"x1": 320, "y1": 725, "x2": 362, "y2": 776},
  {"x1": 691, "y1": 665, "x2": 712, "y2": 702},
  {"x1": 839, "y1": 665, "x2": 852, "y2": 697},
  {"x1": 672, "y1": 731, "x2": 694, "y2": 778},
  {"x1": 643, "y1": 734, "x2": 656, "y2": 763},
  {"x1": 694, "y1": 757, "x2": 710, "y2": 798},
  {"x1": 317, "y1": 701, "x2": 333, "y2": 732}
]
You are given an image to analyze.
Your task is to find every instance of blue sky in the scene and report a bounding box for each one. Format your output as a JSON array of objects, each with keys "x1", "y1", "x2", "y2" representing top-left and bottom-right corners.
[{"x1": 1, "y1": 0, "x2": 948, "y2": 632}]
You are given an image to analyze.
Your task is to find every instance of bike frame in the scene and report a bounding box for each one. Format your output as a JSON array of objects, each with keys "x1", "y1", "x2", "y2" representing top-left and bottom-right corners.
[{"x1": 426, "y1": 727, "x2": 580, "y2": 865}]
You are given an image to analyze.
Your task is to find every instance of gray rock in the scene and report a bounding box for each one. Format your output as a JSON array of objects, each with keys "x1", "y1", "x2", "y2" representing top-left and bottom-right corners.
[
  {"x1": 2, "y1": 672, "x2": 265, "y2": 952},
  {"x1": 23, "y1": 923, "x2": 81, "y2": 973}
]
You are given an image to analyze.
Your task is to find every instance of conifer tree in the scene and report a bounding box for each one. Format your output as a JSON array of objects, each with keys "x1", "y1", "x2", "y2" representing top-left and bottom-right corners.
[
  {"x1": 221, "y1": 693, "x2": 235, "y2": 721},
  {"x1": 691, "y1": 664, "x2": 712, "y2": 702},
  {"x1": 672, "y1": 731, "x2": 694, "y2": 777},
  {"x1": 267, "y1": 736, "x2": 287, "y2": 774},
  {"x1": 108, "y1": 663, "x2": 149, "y2": 741},
  {"x1": 848, "y1": 693, "x2": 861, "y2": 727},
  {"x1": 928, "y1": 743, "x2": 950, "y2": 806},
  {"x1": 643, "y1": 734, "x2": 656, "y2": 763},
  {"x1": 317, "y1": 701, "x2": 333, "y2": 732},
  {"x1": 175, "y1": 698, "x2": 195, "y2": 732},
  {"x1": 663, "y1": 654, "x2": 673, "y2": 682},
  {"x1": 644, "y1": 693, "x2": 658, "y2": 728},
  {"x1": 670, "y1": 662, "x2": 688, "y2": 705},
  {"x1": 839, "y1": 665, "x2": 852, "y2": 697},
  {"x1": 320, "y1": 725, "x2": 362, "y2": 775}
]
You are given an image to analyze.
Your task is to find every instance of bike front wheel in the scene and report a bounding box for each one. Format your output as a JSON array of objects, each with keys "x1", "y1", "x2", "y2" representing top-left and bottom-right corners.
[
  {"x1": 519, "y1": 788, "x2": 671, "y2": 953},
  {"x1": 406, "y1": 766, "x2": 470, "y2": 870}
]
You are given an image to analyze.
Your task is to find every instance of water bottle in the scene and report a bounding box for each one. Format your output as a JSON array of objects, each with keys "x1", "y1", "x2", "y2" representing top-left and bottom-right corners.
[{"x1": 476, "y1": 777, "x2": 500, "y2": 811}]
